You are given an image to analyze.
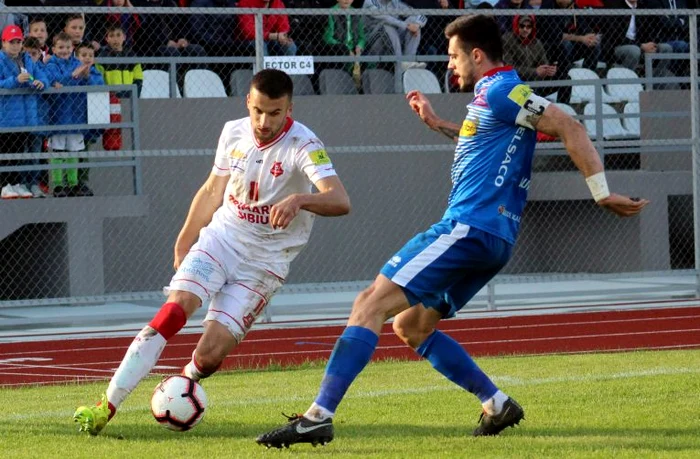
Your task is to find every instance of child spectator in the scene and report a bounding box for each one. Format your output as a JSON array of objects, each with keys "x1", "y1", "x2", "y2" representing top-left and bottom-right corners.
[
  {"x1": 22, "y1": 36, "x2": 49, "y2": 197},
  {"x1": 96, "y1": 23, "x2": 143, "y2": 97},
  {"x1": 102, "y1": 0, "x2": 142, "y2": 48},
  {"x1": 63, "y1": 13, "x2": 99, "y2": 52},
  {"x1": 28, "y1": 17, "x2": 50, "y2": 64},
  {"x1": 0, "y1": 24, "x2": 48, "y2": 199},
  {"x1": 45, "y1": 35, "x2": 104, "y2": 197}
]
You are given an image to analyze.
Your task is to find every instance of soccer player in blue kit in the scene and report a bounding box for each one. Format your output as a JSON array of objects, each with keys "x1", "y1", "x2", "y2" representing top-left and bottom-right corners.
[{"x1": 256, "y1": 14, "x2": 649, "y2": 448}]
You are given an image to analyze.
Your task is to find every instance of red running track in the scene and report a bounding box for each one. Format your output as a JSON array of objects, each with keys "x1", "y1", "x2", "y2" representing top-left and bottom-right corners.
[{"x1": 1, "y1": 306, "x2": 699, "y2": 387}]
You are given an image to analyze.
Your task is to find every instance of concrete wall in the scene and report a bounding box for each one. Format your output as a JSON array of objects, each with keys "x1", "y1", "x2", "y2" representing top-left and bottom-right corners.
[{"x1": 1, "y1": 92, "x2": 692, "y2": 299}]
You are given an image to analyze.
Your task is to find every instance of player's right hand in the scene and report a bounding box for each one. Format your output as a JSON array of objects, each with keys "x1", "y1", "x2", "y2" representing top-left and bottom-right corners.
[
  {"x1": 597, "y1": 193, "x2": 649, "y2": 217},
  {"x1": 406, "y1": 90, "x2": 438, "y2": 129}
]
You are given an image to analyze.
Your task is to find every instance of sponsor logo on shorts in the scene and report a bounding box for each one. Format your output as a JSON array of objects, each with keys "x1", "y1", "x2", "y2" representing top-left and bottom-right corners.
[
  {"x1": 388, "y1": 255, "x2": 402, "y2": 267},
  {"x1": 181, "y1": 257, "x2": 215, "y2": 282}
]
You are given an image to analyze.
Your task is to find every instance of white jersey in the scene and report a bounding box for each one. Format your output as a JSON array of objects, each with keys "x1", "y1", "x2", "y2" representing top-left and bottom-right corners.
[{"x1": 207, "y1": 117, "x2": 337, "y2": 267}]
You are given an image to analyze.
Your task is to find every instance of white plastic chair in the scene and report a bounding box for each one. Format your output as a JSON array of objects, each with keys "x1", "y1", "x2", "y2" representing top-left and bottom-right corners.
[
  {"x1": 141, "y1": 70, "x2": 180, "y2": 99},
  {"x1": 583, "y1": 103, "x2": 636, "y2": 140},
  {"x1": 622, "y1": 102, "x2": 641, "y2": 138},
  {"x1": 183, "y1": 69, "x2": 227, "y2": 98},
  {"x1": 568, "y1": 68, "x2": 620, "y2": 104},
  {"x1": 403, "y1": 68, "x2": 441, "y2": 94},
  {"x1": 230, "y1": 69, "x2": 253, "y2": 96},
  {"x1": 606, "y1": 67, "x2": 643, "y2": 103},
  {"x1": 554, "y1": 102, "x2": 578, "y2": 118}
]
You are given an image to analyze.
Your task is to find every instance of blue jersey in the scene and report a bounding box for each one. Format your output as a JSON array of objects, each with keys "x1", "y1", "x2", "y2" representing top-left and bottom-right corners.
[{"x1": 443, "y1": 67, "x2": 539, "y2": 245}]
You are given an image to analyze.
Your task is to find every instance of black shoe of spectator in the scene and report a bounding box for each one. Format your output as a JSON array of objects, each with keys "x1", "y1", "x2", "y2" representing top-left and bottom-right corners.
[
  {"x1": 53, "y1": 186, "x2": 69, "y2": 198},
  {"x1": 76, "y1": 183, "x2": 94, "y2": 197}
]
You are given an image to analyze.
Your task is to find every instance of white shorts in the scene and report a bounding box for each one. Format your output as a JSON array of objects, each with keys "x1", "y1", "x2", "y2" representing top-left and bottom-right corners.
[
  {"x1": 168, "y1": 227, "x2": 287, "y2": 342},
  {"x1": 49, "y1": 134, "x2": 85, "y2": 152}
]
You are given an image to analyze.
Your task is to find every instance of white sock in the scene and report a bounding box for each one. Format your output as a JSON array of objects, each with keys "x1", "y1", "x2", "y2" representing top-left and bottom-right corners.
[
  {"x1": 106, "y1": 326, "x2": 167, "y2": 409},
  {"x1": 304, "y1": 402, "x2": 334, "y2": 422},
  {"x1": 481, "y1": 390, "x2": 509, "y2": 416},
  {"x1": 182, "y1": 351, "x2": 207, "y2": 382}
]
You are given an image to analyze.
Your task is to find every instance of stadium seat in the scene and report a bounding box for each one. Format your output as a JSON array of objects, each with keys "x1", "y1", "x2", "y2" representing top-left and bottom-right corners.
[
  {"x1": 568, "y1": 68, "x2": 620, "y2": 104},
  {"x1": 583, "y1": 103, "x2": 637, "y2": 140},
  {"x1": 290, "y1": 74, "x2": 315, "y2": 96},
  {"x1": 318, "y1": 69, "x2": 358, "y2": 95},
  {"x1": 141, "y1": 70, "x2": 180, "y2": 99},
  {"x1": 362, "y1": 68, "x2": 395, "y2": 94},
  {"x1": 606, "y1": 67, "x2": 643, "y2": 102},
  {"x1": 183, "y1": 69, "x2": 227, "y2": 98},
  {"x1": 554, "y1": 102, "x2": 579, "y2": 119},
  {"x1": 402, "y1": 68, "x2": 441, "y2": 94},
  {"x1": 230, "y1": 69, "x2": 253, "y2": 97},
  {"x1": 622, "y1": 102, "x2": 641, "y2": 137}
]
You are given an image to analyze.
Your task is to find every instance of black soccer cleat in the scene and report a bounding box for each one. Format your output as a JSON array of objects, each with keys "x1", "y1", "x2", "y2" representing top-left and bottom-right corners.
[
  {"x1": 256, "y1": 413, "x2": 334, "y2": 449},
  {"x1": 472, "y1": 397, "x2": 525, "y2": 436}
]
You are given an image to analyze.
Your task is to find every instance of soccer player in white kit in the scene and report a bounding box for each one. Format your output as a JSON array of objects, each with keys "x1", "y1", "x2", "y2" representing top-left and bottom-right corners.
[{"x1": 73, "y1": 69, "x2": 351, "y2": 435}]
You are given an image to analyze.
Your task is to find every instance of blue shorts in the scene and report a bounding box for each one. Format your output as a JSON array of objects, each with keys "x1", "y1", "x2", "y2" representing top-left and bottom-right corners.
[{"x1": 380, "y1": 219, "x2": 512, "y2": 318}]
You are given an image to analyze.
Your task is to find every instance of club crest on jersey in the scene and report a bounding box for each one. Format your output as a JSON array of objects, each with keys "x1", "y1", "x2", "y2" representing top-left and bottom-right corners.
[
  {"x1": 460, "y1": 119, "x2": 478, "y2": 137},
  {"x1": 270, "y1": 161, "x2": 284, "y2": 177}
]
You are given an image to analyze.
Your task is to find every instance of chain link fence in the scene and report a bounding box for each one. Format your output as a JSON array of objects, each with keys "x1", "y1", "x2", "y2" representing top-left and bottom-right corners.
[{"x1": 1, "y1": 5, "x2": 699, "y2": 311}]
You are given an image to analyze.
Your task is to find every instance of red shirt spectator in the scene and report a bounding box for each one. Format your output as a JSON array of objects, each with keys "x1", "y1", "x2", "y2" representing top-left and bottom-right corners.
[{"x1": 237, "y1": 0, "x2": 291, "y2": 41}]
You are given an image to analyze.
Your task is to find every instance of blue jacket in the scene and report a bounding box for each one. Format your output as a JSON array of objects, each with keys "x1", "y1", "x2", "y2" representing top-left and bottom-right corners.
[
  {"x1": 0, "y1": 51, "x2": 49, "y2": 128},
  {"x1": 44, "y1": 55, "x2": 105, "y2": 132}
]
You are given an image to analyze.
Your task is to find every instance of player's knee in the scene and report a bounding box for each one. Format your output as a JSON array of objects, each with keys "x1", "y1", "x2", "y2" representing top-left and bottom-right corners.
[
  {"x1": 167, "y1": 290, "x2": 202, "y2": 317},
  {"x1": 392, "y1": 316, "x2": 431, "y2": 349}
]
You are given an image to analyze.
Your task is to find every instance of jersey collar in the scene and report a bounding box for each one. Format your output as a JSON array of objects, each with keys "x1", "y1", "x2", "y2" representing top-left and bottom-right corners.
[
  {"x1": 482, "y1": 65, "x2": 513, "y2": 78},
  {"x1": 254, "y1": 116, "x2": 294, "y2": 150}
]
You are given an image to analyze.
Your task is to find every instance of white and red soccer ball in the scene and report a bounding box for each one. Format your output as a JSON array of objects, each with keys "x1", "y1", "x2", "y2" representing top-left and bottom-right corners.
[{"x1": 151, "y1": 375, "x2": 208, "y2": 431}]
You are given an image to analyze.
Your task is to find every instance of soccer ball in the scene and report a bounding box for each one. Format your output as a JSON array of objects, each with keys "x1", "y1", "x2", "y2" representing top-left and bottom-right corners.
[{"x1": 151, "y1": 375, "x2": 208, "y2": 431}]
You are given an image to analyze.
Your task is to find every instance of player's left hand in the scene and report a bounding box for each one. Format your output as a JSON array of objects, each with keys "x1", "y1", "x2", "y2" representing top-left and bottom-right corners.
[
  {"x1": 270, "y1": 195, "x2": 302, "y2": 229},
  {"x1": 597, "y1": 193, "x2": 649, "y2": 217}
]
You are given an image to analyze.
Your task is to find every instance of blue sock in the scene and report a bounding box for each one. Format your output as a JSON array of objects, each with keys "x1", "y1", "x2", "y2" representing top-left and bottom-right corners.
[
  {"x1": 416, "y1": 330, "x2": 497, "y2": 402},
  {"x1": 314, "y1": 326, "x2": 379, "y2": 413}
]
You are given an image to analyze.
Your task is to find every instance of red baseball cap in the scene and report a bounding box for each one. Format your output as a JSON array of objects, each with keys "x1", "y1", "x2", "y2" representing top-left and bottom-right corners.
[{"x1": 2, "y1": 25, "x2": 24, "y2": 42}]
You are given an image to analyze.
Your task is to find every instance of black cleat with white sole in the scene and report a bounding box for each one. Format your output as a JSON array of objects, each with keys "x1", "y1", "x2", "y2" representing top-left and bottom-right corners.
[
  {"x1": 256, "y1": 413, "x2": 334, "y2": 449},
  {"x1": 473, "y1": 397, "x2": 525, "y2": 436}
]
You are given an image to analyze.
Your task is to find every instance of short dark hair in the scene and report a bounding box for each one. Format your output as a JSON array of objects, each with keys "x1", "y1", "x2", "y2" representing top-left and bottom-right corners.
[
  {"x1": 23, "y1": 36, "x2": 41, "y2": 50},
  {"x1": 251, "y1": 69, "x2": 293, "y2": 100},
  {"x1": 29, "y1": 17, "x2": 47, "y2": 27},
  {"x1": 75, "y1": 40, "x2": 94, "y2": 54},
  {"x1": 445, "y1": 14, "x2": 503, "y2": 63},
  {"x1": 52, "y1": 32, "x2": 72, "y2": 46},
  {"x1": 106, "y1": 23, "x2": 124, "y2": 35},
  {"x1": 64, "y1": 13, "x2": 84, "y2": 27}
]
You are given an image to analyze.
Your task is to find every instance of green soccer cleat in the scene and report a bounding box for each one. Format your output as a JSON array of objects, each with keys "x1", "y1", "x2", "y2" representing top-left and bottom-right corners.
[{"x1": 73, "y1": 393, "x2": 112, "y2": 436}]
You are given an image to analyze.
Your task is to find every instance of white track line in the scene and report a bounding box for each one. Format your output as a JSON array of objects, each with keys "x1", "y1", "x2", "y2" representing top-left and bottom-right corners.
[
  {"x1": 2, "y1": 312, "x2": 699, "y2": 358},
  {"x1": 1, "y1": 364, "x2": 700, "y2": 418}
]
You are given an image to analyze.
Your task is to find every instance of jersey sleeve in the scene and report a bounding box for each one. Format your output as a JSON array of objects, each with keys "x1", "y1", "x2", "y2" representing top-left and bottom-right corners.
[
  {"x1": 487, "y1": 80, "x2": 550, "y2": 130},
  {"x1": 295, "y1": 137, "x2": 337, "y2": 184},
  {"x1": 212, "y1": 122, "x2": 233, "y2": 176}
]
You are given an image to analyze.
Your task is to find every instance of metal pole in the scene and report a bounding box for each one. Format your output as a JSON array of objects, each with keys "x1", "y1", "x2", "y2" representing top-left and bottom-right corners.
[
  {"x1": 254, "y1": 13, "x2": 264, "y2": 74},
  {"x1": 487, "y1": 281, "x2": 496, "y2": 311},
  {"x1": 689, "y1": 14, "x2": 700, "y2": 297}
]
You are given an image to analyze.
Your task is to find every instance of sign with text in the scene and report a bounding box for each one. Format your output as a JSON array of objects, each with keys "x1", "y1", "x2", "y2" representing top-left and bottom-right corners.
[{"x1": 263, "y1": 56, "x2": 314, "y2": 75}]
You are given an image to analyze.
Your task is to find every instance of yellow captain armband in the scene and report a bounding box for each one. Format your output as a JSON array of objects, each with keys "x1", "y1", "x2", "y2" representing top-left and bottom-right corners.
[{"x1": 585, "y1": 172, "x2": 611, "y2": 202}]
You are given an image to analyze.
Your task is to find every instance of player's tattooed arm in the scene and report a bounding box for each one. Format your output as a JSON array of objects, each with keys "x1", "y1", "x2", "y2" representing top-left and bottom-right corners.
[{"x1": 436, "y1": 124, "x2": 461, "y2": 142}]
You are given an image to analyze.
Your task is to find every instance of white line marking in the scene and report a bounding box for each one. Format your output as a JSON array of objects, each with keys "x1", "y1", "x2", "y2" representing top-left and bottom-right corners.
[{"x1": 1, "y1": 365, "x2": 699, "y2": 421}]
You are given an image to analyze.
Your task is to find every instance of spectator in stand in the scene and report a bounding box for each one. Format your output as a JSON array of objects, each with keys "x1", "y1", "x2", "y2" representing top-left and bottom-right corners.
[
  {"x1": 0, "y1": 24, "x2": 48, "y2": 199},
  {"x1": 494, "y1": 0, "x2": 531, "y2": 34},
  {"x1": 539, "y1": 0, "x2": 602, "y2": 71},
  {"x1": 22, "y1": 36, "x2": 49, "y2": 197},
  {"x1": 28, "y1": 17, "x2": 50, "y2": 63},
  {"x1": 238, "y1": 0, "x2": 298, "y2": 56},
  {"x1": 45, "y1": 35, "x2": 104, "y2": 197},
  {"x1": 657, "y1": 0, "x2": 690, "y2": 76},
  {"x1": 131, "y1": 0, "x2": 206, "y2": 57},
  {"x1": 187, "y1": 0, "x2": 239, "y2": 57},
  {"x1": 362, "y1": 0, "x2": 427, "y2": 71},
  {"x1": 603, "y1": 0, "x2": 673, "y2": 75},
  {"x1": 322, "y1": 0, "x2": 365, "y2": 72},
  {"x1": 63, "y1": 13, "x2": 100, "y2": 52},
  {"x1": 404, "y1": 0, "x2": 458, "y2": 80},
  {"x1": 0, "y1": 0, "x2": 29, "y2": 37},
  {"x1": 96, "y1": 23, "x2": 143, "y2": 97},
  {"x1": 101, "y1": 0, "x2": 142, "y2": 49}
]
